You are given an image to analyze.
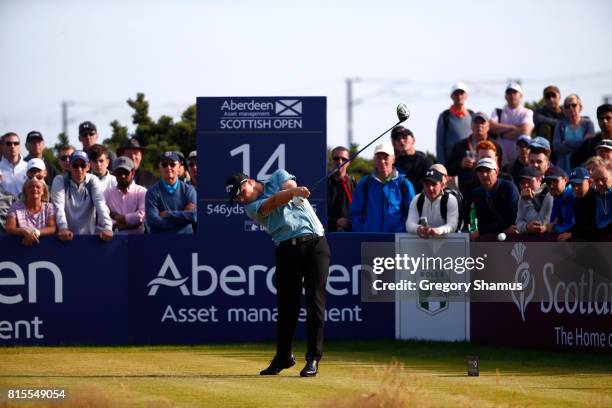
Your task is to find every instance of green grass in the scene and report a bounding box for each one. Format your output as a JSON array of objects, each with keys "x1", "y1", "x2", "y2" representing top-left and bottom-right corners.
[{"x1": 0, "y1": 340, "x2": 611, "y2": 407}]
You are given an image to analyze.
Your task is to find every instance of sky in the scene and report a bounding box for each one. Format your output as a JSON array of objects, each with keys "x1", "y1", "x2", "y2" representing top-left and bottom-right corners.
[{"x1": 1, "y1": 0, "x2": 611, "y2": 159}]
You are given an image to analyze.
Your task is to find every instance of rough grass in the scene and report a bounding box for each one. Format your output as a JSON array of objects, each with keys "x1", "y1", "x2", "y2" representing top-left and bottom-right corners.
[{"x1": 0, "y1": 340, "x2": 611, "y2": 408}]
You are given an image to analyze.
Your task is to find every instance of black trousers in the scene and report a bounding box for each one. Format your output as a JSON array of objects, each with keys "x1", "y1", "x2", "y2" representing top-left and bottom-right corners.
[{"x1": 275, "y1": 236, "x2": 330, "y2": 360}]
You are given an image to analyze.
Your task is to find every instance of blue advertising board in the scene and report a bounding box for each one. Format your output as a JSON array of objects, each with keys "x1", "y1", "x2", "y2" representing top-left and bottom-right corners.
[
  {"x1": 197, "y1": 97, "x2": 327, "y2": 234},
  {"x1": 0, "y1": 234, "x2": 395, "y2": 345}
]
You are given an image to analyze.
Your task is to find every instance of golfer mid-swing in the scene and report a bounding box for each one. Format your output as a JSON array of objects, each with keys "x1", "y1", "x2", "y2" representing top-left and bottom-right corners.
[{"x1": 226, "y1": 169, "x2": 330, "y2": 377}]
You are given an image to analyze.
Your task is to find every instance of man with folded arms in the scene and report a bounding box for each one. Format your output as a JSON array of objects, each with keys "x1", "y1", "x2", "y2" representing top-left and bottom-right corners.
[{"x1": 145, "y1": 151, "x2": 196, "y2": 234}]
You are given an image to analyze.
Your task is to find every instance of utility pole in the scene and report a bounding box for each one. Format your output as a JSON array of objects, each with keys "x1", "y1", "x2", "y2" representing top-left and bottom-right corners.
[
  {"x1": 61, "y1": 101, "x2": 75, "y2": 138},
  {"x1": 346, "y1": 78, "x2": 360, "y2": 148}
]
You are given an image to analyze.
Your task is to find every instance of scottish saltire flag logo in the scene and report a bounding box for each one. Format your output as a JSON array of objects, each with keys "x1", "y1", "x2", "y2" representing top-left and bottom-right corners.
[{"x1": 275, "y1": 99, "x2": 302, "y2": 116}]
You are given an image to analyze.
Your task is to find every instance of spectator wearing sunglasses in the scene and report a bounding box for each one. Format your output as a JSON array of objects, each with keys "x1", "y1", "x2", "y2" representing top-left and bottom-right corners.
[
  {"x1": 24, "y1": 131, "x2": 57, "y2": 186},
  {"x1": 78, "y1": 121, "x2": 116, "y2": 163},
  {"x1": 57, "y1": 145, "x2": 75, "y2": 174},
  {"x1": 552, "y1": 94, "x2": 595, "y2": 173},
  {"x1": 51, "y1": 150, "x2": 113, "y2": 241},
  {"x1": 327, "y1": 146, "x2": 356, "y2": 232},
  {"x1": 534, "y1": 86, "x2": 565, "y2": 144},
  {"x1": 145, "y1": 151, "x2": 197, "y2": 234},
  {"x1": 26, "y1": 158, "x2": 48, "y2": 184},
  {"x1": 0, "y1": 132, "x2": 28, "y2": 197}
]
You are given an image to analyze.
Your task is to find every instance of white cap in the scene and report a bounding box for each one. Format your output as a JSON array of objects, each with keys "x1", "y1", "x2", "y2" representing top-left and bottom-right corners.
[
  {"x1": 506, "y1": 82, "x2": 523, "y2": 94},
  {"x1": 27, "y1": 158, "x2": 45, "y2": 172},
  {"x1": 451, "y1": 82, "x2": 469, "y2": 95},
  {"x1": 430, "y1": 163, "x2": 448, "y2": 176},
  {"x1": 475, "y1": 157, "x2": 498, "y2": 171},
  {"x1": 373, "y1": 143, "x2": 394, "y2": 157}
]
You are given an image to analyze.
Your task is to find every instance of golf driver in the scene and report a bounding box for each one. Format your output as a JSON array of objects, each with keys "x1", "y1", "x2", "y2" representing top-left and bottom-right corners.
[{"x1": 307, "y1": 103, "x2": 409, "y2": 194}]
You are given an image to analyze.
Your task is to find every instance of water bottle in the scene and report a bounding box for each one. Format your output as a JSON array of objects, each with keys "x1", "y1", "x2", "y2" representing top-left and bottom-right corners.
[{"x1": 469, "y1": 203, "x2": 478, "y2": 233}]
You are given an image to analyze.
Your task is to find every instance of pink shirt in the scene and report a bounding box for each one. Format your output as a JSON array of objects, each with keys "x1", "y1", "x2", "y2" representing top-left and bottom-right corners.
[
  {"x1": 7, "y1": 201, "x2": 55, "y2": 230},
  {"x1": 104, "y1": 183, "x2": 147, "y2": 234},
  {"x1": 491, "y1": 105, "x2": 534, "y2": 165}
]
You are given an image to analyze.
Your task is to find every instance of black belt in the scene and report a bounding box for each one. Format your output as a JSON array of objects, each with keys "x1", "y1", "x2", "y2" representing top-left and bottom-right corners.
[{"x1": 284, "y1": 234, "x2": 319, "y2": 246}]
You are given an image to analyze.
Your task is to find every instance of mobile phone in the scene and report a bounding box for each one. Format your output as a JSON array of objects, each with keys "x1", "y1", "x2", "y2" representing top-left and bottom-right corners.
[{"x1": 419, "y1": 217, "x2": 429, "y2": 227}]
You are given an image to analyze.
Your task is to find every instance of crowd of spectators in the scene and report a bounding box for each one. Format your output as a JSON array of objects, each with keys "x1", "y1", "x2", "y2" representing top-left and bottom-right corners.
[
  {"x1": 328, "y1": 82, "x2": 612, "y2": 241},
  {"x1": 0, "y1": 121, "x2": 197, "y2": 244},
  {"x1": 2, "y1": 83, "x2": 611, "y2": 244}
]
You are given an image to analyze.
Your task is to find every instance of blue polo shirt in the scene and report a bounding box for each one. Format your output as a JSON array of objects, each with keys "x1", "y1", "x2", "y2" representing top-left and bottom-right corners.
[{"x1": 245, "y1": 169, "x2": 324, "y2": 243}]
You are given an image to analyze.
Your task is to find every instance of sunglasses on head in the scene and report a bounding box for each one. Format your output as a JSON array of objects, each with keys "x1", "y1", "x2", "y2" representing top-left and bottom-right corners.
[
  {"x1": 160, "y1": 161, "x2": 177, "y2": 168},
  {"x1": 28, "y1": 173, "x2": 45, "y2": 181},
  {"x1": 4, "y1": 141, "x2": 19, "y2": 146},
  {"x1": 332, "y1": 156, "x2": 349, "y2": 162},
  {"x1": 564, "y1": 103, "x2": 578, "y2": 109},
  {"x1": 72, "y1": 162, "x2": 87, "y2": 169}
]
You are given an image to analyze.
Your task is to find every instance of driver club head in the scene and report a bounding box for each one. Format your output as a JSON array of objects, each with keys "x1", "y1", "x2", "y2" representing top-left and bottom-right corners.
[{"x1": 396, "y1": 103, "x2": 410, "y2": 122}]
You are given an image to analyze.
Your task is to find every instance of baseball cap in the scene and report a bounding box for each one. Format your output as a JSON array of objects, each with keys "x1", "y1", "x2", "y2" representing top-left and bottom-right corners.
[
  {"x1": 518, "y1": 166, "x2": 541, "y2": 180},
  {"x1": 373, "y1": 143, "x2": 394, "y2": 156},
  {"x1": 569, "y1": 167, "x2": 590, "y2": 184},
  {"x1": 188, "y1": 150, "x2": 197, "y2": 160},
  {"x1": 423, "y1": 168, "x2": 444, "y2": 184},
  {"x1": 450, "y1": 82, "x2": 468, "y2": 95},
  {"x1": 226, "y1": 172, "x2": 249, "y2": 203},
  {"x1": 27, "y1": 158, "x2": 46, "y2": 172},
  {"x1": 472, "y1": 111, "x2": 489, "y2": 122},
  {"x1": 113, "y1": 156, "x2": 135, "y2": 172},
  {"x1": 529, "y1": 136, "x2": 551, "y2": 151},
  {"x1": 516, "y1": 134, "x2": 532, "y2": 146},
  {"x1": 596, "y1": 140, "x2": 612, "y2": 151},
  {"x1": 26, "y1": 131, "x2": 43, "y2": 143},
  {"x1": 543, "y1": 166, "x2": 568, "y2": 181},
  {"x1": 429, "y1": 163, "x2": 448, "y2": 176},
  {"x1": 117, "y1": 138, "x2": 145, "y2": 155},
  {"x1": 474, "y1": 157, "x2": 497, "y2": 171},
  {"x1": 159, "y1": 151, "x2": 180, "y2": 163},
  {"x1": 506, "y1": 82, "x2": 524, "y2": 94},
  {"x1": 79, "y1": 121, "x2": 97, "y2": 136},
  {"x1": 391, "y1": 126, "x2": 413, "y2": 139},
  {"x1": 70, "y1": 150, "x2": 89, "y2": 164}
]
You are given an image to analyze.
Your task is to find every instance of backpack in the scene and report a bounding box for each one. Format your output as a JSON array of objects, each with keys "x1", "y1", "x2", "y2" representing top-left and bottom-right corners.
[
  {"x1": 416, "y1": 188, "x2": 464, "y2": 232},
  {"x1": 442, "y1": 109, "x2": 475, "y2": 135}
]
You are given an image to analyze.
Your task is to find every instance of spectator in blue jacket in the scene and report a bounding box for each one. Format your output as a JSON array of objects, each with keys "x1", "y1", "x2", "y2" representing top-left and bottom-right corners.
[
  {"x1": 471, "y1": 157, "x2": 519, "y2": 239},
  {"x1": 592, "y1": 165, "x2": 612, "y2": 233},
  {"x1": 145, "y1": 151, "x2": 197, "y2": 233},
  {"x1": 544, "y1": 167, "x2": 574, "y2": 234},
  {"x1": 349, "y1": 143, "x2": 414, "y2": 232}
]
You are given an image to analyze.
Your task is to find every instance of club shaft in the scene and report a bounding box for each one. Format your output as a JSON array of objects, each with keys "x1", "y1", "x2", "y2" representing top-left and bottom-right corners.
[{"x1": 309, "y1": 119, "x2": 404, "y2": 192}]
